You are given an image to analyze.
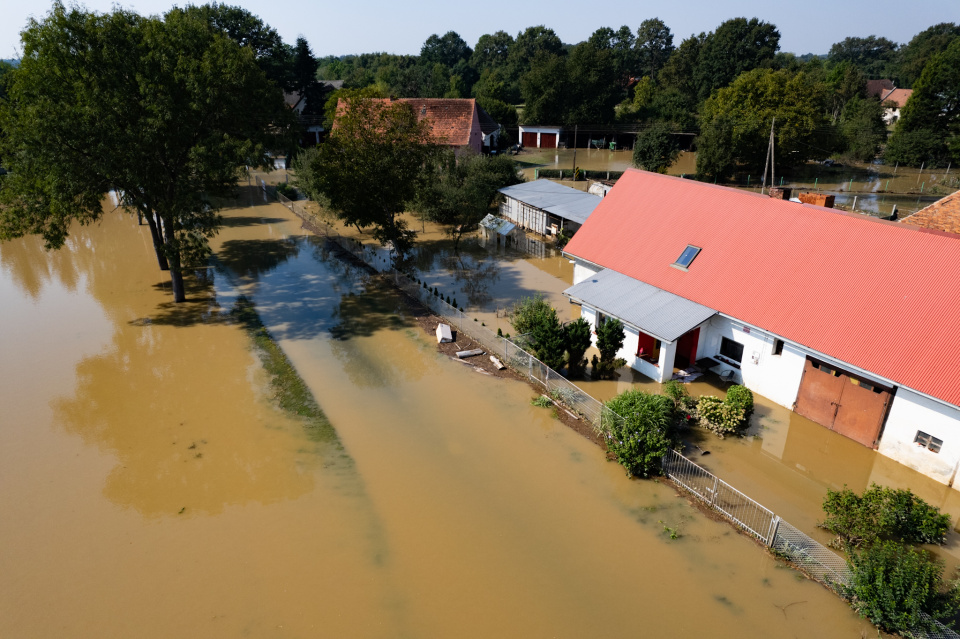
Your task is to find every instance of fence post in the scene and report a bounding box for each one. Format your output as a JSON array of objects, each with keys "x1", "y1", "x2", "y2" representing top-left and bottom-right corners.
[
  {"x1": 766, "y1": 515, "x2": 781, "y2": 547},
  {"x1": 710, "y1": 476, "x2": 719, "y2": 506}
]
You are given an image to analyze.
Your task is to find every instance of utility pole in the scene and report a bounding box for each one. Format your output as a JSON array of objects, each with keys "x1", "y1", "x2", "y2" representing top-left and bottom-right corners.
[
  {"x1": 571, "y1": 125, "x2": 578, "y2": 177},
  {"x1": 761, "y1": 118, "x2": 775, "y2": 195}
]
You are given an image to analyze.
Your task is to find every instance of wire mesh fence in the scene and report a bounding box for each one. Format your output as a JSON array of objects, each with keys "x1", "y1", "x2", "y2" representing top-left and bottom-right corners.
[{"x1": 270, "y1": 181, "x2": 958, "y2": 639}]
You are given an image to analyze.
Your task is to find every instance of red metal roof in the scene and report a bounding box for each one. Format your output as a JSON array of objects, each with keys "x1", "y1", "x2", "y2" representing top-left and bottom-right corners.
[{"x1": 564, "y1": 169, "x2": 960, "y2": 406}]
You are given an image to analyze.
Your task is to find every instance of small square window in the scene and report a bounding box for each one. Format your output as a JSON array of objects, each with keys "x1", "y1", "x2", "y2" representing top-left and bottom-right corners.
[
  {"x1": 671, "y1": 245, "x2": 701, "y2": 270},
  {"x1": 773, "y1": 339, "x2": 784, "y2": 356},
  {"x1": 915, "y1": 430, "x2": 942, "y2": 453}
]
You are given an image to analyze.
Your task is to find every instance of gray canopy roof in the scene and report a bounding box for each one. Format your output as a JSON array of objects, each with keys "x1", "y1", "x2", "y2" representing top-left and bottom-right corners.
[
  {"x1": 564, "y1": 269, "x2": 717, "y2": 342},
  {"x1": 498, "y1": 179, "x2": 602, "y2": 225}
]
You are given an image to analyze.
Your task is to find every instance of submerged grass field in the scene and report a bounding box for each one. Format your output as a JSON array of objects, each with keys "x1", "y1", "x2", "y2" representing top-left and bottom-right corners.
[{"x1": 230, "y1": 295, "x2": 339, "y2": 444}]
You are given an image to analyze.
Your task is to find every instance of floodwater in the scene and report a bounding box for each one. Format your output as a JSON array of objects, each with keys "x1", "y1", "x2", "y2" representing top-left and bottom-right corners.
[
  {"x1": 515, "y1": 148, "x2": 954, "y2": 215},
  {"x1": 0, "y1": 194, "x2": 876, "y2": 637}
]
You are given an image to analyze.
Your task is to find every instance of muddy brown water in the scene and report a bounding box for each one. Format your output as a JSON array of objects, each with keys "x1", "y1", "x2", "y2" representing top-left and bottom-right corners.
[
  {"x1": 516, "y1": 149, "x2": 952, "y2": 215},
  {"x1": 1, "y1": 199, "x2": 876, "y2": 637}
]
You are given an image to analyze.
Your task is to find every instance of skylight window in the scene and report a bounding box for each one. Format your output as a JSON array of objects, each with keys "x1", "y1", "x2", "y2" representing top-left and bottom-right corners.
[{"x1": 671, "y1": 245, "x2": 701, "y2": 271}]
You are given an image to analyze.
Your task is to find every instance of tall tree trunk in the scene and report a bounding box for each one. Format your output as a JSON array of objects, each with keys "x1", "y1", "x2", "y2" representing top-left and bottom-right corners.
[
  {"x1": 142, "y1": 209, "x2": 170, "y2": 271},
  {"x1": 158, "y1": 212, "x2": 186, "y2": 303}
]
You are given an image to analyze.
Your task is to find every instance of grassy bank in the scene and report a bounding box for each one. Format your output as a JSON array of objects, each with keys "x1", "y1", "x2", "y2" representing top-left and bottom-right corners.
[{"x1": 230, "y1": 295, "x2": 339, "y2": 444}]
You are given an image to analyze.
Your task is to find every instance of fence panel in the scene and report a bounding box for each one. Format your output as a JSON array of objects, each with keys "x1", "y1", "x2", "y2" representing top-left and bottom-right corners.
[{"x1": 771, "y1": 519, "x2": 852, "y2": 588}]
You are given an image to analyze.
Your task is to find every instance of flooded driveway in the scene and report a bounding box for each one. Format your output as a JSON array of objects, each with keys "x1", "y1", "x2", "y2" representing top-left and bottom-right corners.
[{"x1": 1, "y1": 197, "x2": 874, "y2": 637}]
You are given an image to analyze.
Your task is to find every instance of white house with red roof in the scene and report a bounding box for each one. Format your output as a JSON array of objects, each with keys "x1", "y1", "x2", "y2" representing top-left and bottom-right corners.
[{"x1": 562, "y1": 169, "x2": 960, "y2": 487}]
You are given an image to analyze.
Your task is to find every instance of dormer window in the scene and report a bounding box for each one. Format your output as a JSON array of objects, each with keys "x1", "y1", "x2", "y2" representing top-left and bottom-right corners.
[{"x1": 671, "y1": 245, "x2": 701, "y2": 271}]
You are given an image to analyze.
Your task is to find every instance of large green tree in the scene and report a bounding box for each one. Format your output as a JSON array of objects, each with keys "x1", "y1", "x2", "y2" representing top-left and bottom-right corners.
[
  {"x1": 633, "y1": 122, "x2": 680, "y2": 173},
  {"x1": 296, "y1": 96, "x2": 434, "y2": 256},
  {"x1": 0, "y1": 3, "x2": 294, "y2": 302},
  {"x1": 886, "y1": 39, "x2": 960, "y2": 167},
  {"x1": 828, "y1": 35, "x2": 898, "y2": 79},
  {"x1": 181, "y1": 3, "x2": 293, "y2": 90},
  {"x1": 694, "y1": 18, "x2": 780, "y2": 103},
  {"x1": 696, "y1": 68, "x2": 830, "y2": 180},
  {"x1": 896, "y1": 23, "x2": 960, "y2": 88},
  {"x1": 413, "y1": 150, "x2": 522, "y2": 251},
  {"x1": 635, "y1": 18, "x2": 674, "y2": 80}
]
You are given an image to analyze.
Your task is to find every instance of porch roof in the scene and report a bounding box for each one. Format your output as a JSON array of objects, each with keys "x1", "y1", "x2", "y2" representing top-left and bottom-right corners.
[{"x1": 563, "y1": 269, "x2": 716, "y2": 342}]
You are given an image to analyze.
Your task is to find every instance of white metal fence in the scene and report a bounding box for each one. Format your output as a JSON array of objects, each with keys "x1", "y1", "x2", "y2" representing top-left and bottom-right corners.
[{"x1": 269, "y1": 179, "x2": 958, "y2": 639}]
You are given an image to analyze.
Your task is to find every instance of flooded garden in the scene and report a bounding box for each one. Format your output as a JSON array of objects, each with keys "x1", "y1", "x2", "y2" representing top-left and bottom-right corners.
[{"x1": 0, "y1": 190, "x2": 883, "y2": 637}]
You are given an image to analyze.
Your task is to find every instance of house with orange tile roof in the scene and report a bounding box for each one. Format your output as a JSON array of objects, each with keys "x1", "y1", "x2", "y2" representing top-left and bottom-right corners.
[
  {"x1": 866, "y1": 80, "x2": 913, "y2": 124},
  {"x1": 900, "y1": 189, "x2": 960, "y2": 234},
  {"x1": 562, "y1": 169, "x2": 960, "y2": 487},
  {"x1": 336, "y1": 98, "x2": 486, "y2": 153}
]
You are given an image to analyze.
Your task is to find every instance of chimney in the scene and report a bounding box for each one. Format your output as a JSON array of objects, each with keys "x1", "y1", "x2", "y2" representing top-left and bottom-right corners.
[
  {"x1": 798, "y1": 192, "x2": 835, "y2": 208},
  {"x1": 768, "y1": 186, "x2": 792, "y2": 200}
]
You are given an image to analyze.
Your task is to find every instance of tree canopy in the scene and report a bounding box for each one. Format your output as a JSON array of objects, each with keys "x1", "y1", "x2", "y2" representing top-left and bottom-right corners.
[
  {"x1": 0, "y1": 3, "x2": 294, "y2": 302},
  {"x1": 696, "y1": 69, "x2": 829, "y2": 180},
  {"x1": 885, "y1": 39, "x2": 960, "y2": 167},
  {"x1": 294, "y1": 96, "x2": 435, "y2": 256}
]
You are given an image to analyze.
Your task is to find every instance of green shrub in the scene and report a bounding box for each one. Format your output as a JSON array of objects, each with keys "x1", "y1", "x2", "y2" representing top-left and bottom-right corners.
[
  {"x1": 725, "y1": 385, "x2": 754, "y2": 420},
  {"x1": 531, "y1": 310, "x2": 566, "y2": 371},
  {"x1": 531, "y1": 395, "x2": 552, "y2": 408},
  {"x1": 604, "y1": 390, "x2": 676, "y2": 477},
  {"x1": 452, "y1": 298, "x2": 457, "y2": 308},
  {"x1": 591, "y1": 318, "x2": 627, "y2": 379},
  {"x1": 844, "y1": 541, "x2": 960, "y2": 635},
  {"x1": 696, "y1": 396, "x2": 745, "y2": 438},
  {"x1": 497, "y1": 327, "x2": 503, "y2": 337},
  {"x1": 564, "y1": 317, "x2": 592, "y2": 378},
  {"x1": 821, "y1": 484, "x2": 951, "y2": 548},
  {"x1": 510, "y1": 293, "x2": 553, "y2": 336},
  {"x1": 275, "y1": 182, "x2": 298, "y2": 200}
]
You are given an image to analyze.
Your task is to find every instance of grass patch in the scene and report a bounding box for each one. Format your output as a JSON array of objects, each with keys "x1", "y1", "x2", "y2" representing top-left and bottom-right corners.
[{"x1": 231, "y1": 296, "x2": 338, "y2": 444}]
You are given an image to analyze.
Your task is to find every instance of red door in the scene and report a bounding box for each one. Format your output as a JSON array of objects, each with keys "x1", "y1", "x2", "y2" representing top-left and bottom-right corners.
[
  {"x1": 540, "y1": 133, "x2": 557, "y2": 149},
  {"x1": 675, "y1": 328, "x2": 700, "y2": 369},
  {"x1": 522, "y1": 132, "x2": 538, "y2": 147}
]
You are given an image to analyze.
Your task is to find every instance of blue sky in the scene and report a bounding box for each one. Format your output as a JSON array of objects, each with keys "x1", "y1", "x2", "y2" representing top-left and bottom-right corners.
[{"x1": 3, "y1": 0, "x2": 958, "y2": 60}]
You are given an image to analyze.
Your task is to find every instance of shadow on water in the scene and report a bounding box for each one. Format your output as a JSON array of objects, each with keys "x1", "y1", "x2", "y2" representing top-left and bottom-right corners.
[{"x1": 217, "y1": 237, "x2": 301, "y2": 280}]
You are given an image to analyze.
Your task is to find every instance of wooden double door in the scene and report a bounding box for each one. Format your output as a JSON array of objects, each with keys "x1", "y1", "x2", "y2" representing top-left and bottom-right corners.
[{"x1": 793, "y1": 358, "x2": 894, "y2": 449}]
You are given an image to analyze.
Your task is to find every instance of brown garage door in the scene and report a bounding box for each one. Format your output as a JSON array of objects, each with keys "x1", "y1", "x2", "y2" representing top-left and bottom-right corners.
[
  {"x1": 522, "y1": 132, "x2": 538, "y2": 147},
  {"x1": 794, "y1": 358, "x2": 894, "y2": 448},
  {"x1": 540, "y1": 133, "x2": 557, "y2": 148}
]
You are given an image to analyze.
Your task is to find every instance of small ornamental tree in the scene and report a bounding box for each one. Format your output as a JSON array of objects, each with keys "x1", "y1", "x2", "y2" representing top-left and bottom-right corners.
[
  {"x1": 530, "y1": 308, "x2": 567, "y2": 371},
  {"x1": 604, "y1": 389, "x2": 676, "y2": 477},
  {"x1": 591, "y1": 318, "x2": 626, "y2": 379},
  {"x1": 564, "y1": 317, "x2": 592, "y2": 378}
]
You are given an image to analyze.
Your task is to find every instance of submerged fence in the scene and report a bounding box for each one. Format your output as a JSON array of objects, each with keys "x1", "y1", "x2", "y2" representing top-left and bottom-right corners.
[{"x1": 270, "y1": 180, "x2": 957, "y2": 639}]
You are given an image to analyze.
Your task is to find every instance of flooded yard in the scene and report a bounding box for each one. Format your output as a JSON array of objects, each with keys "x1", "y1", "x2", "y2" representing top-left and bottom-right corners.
[{"x1": 0, "y1": 194, "x2": 877, "y2": 637}]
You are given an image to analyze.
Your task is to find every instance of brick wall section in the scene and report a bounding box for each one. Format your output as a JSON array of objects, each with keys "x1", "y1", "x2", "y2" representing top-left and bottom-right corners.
[{"x1": 798, "y1": 192, "x2": 835, "y2": 208}]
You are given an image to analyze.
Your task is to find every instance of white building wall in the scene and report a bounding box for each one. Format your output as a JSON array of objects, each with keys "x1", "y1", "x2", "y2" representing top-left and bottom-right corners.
[
  {"x1": 878, "y1": 390, "x2": 960, "y2": 487},
  {"x1": 572, "y1": 260, "x2": 600, "y2": 286},
  {"x1": 699, "y1": 316, "x2": 806, "y2": 409}
]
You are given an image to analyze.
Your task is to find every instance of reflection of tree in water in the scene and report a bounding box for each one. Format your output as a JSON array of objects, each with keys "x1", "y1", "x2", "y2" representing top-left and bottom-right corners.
[
  {"x1": 328, "y1": 281, "x2": 408, "y2": 341},
  {"x1": 216, "y1": 237, "x2": 301, "y2": 281},
  {"x1": 0, "y1": 226, "x2": 85, "y2": 300},
  {"x1": 448, "y1": 255, "x2": 501, "y2": 309}
]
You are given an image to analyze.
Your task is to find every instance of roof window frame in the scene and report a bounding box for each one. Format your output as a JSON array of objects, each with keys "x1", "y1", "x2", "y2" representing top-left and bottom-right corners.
[{"x1": 671, "y1": 245, "x2": 702, "y2": 271}]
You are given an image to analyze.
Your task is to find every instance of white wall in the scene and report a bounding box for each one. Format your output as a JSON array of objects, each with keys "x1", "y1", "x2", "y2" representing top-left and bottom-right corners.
[
  {"x1": 878, "y1": 389, "x2": 960, "y2": 487},
  {"x1": 572, "y1": 259, "x2": 600, "y2": 286},
  {"x1": 699, "y1": 316, "x2": 806, "y2": 409}
]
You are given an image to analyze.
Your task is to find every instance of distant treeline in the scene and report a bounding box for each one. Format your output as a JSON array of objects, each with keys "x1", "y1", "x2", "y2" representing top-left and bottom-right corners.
[{"x1": 312, "y1": 21, "x2": 960, "y2": 173}]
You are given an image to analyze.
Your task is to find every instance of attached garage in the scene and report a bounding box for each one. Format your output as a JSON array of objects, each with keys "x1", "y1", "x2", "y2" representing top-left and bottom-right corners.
[{"x1": 794, "y1": 358, "x2": 894, "y2": 448}]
